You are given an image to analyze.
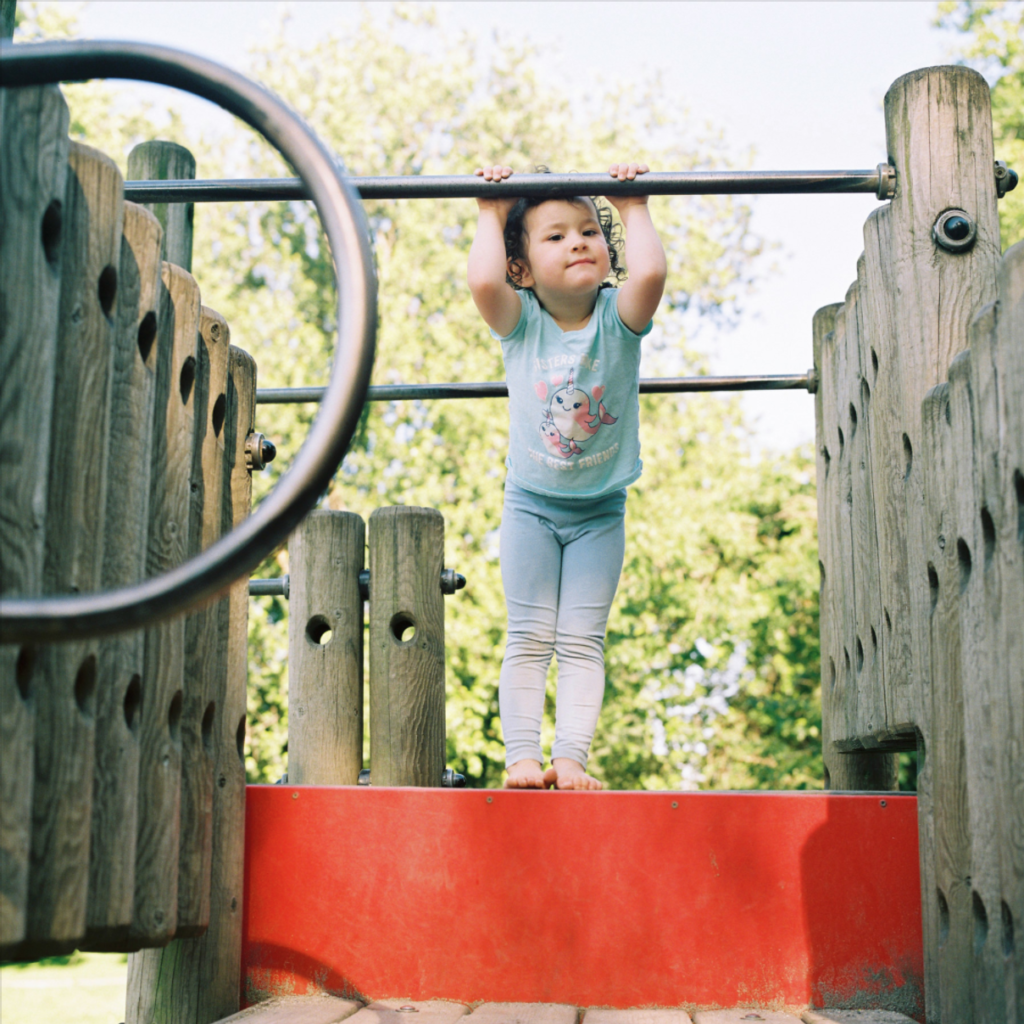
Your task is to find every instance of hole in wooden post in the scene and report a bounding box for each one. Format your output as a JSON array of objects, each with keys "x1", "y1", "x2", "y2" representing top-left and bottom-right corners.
[
  {"x1": 41, "y1": 199, "x2": 62, "y2": 265},
  {"x1": 973, "y1": 890, "x2": 989, "y2": 955},
  {"x1": 944, "y1": 395, "x2": 952, "y2": 426},
  {"x1": 212, "y1": 393, "x2": 226, "y2": 437},
  {"x1": 201, "y1": 701, "x2": 216, "y2": 753},
  {"x1": 843, "y1": 647, "x2": 851, "y2": 678},
  {"x1": 829, "y1": 657, "x2": 836, "y2": 691},
  {"x1": 123, "y1": 674, "x2": 141, "y2": 732},
  {"x1": 957, "y1": 538, "x2": 972, "y2": 594},
  {"x1": 903, "y1": 434, "x2": 913, "y2": 480},
  {"x1": 837, "y1": 425, "x2": 845, "y2": 459},
  {"x1": 818, "y1": 560, "x2": 826, "y2": 595},
  {"x1": 927, "y1": 563, "x2": 939, "y2": 615},
  {"x1": 823, "y1": 446, "x2": 831, "y2": 480},
  {"x1": 137, "y1": 310, "x2": 157, "y2": 363},
  {"x1": 938, "y1": 888, "x2": 950, "y2": 948},
  {"x1": 306, "y1": 615, "x2": 333, "y2": 646},
  {"x1": 390, "y1": 613, "x2": 417, "y2": 644},
  {"x1": 884, "y1": 609, "x2": 892, "y2": 633},
  {"x1": 870, "y1": 625, "x2": 878, "y2": 652},
  {"x1": 74, "y1": 655, "x2": 97, "y2": 717},
  {"x1": 1002, "y1": 900, "x2": 1015, "y2": 957},
  {"x1": 236, "y1": 714, "x2": 246, "y2": 764},
  {"x1": 860, "y1": 378, "x2": 871, "y2": 412},
  {"x1": 15, "y1": 646, "x2": 36, "y2": 701},
  {"x1": 855, "y1": 636, "x2": 864, "y2": 674},
  {"x1": 870, "y1": 348, "x2": 879, "y2": 381},
  {"x1": 849, "y1": 403, "x2": 858, "y2": 439},
  {"x1": 980, "y1": 506, "x2": 995, "y2": 570},
  {"x1": 168, "y1": 690, "x2": 183, "y2": 743},
  {"x1": 97, "y1": 264, "x2": 117, "y2": 318},
  {"x1": 1015, "y1": 469, "x2": 1024, "y2": 544},
  {"x1": 823, "y1": 766, "x2": 831, "y2": 790},
  {"x1": 179, "y1": 356, "x2": 196, "y2": 405}
]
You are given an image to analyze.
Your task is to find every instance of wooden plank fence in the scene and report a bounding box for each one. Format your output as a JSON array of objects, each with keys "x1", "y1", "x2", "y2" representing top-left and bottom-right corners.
[{"x1": 815, "y1": 64, "x2": 1023, "y2": 1024}]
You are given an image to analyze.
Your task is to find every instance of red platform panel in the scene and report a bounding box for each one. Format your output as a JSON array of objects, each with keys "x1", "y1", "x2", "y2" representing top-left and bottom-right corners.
[{"x1": 242, "y1": 788, "x2": 922, "y2": 1016}]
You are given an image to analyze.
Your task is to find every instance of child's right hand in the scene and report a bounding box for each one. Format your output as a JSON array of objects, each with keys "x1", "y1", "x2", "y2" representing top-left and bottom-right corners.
[{"x1": 474, "y1": 165, "x2": 518, "y2": 215}]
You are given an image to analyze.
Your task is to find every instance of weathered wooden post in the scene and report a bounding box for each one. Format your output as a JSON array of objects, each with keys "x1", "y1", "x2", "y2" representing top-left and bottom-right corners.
[
  {"x1": 84, "y1": 201, "x2": 164, "y2": 947},
  {"x1": 126, "y1": 345, "x2": 258, "y2": 1022},
  {"x1": 20, "y1": 141, "x2": 124, "y2": 958},
  {"x1": 0, "y1": 82, "x2": 70, "y2": 955},
  {"x1": 816, "y1": 65, "x2": 1003, "y2": 1023},
  {"x1": 369, "y1": 507, "x2": 446, "y2": 787},
  {"x1": 288, "y1": 510, "x2": 366, "y2": 785},
  {"x1": 127, "y1": 141, "x2": 195, "y2": 272}
]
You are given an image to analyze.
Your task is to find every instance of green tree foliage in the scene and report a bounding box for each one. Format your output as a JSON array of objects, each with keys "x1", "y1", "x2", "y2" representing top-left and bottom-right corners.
[
  {"x1": 21, "y1": 3, "x2": 822, "y2": 790},
  {"x1": 937, "y1": 0, "x2": 1024, "y2": 246}
]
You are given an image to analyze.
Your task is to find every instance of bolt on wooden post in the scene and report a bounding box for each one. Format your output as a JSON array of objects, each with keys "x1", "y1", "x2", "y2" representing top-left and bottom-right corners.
[
  {"x1": 369, "y1": 507, "x2": 446, "y2": 787},
  {"x1": 289, "y1": 510, "x2": 366, "y2": 786}
]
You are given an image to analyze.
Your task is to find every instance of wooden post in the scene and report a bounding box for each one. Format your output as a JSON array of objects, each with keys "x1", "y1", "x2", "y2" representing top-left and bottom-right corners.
[
  {"x1": 962, "y1": 242, "x2": 1024, "y2": 1021},
  {"x1": 126, "y1": 345, "x2": 257, "y2": 1022},
  {"x1": 174, "y1": 306, "x2": 231, "y2": 939},
  {"x1": 369, "y1": 507, "x2": 446, "y2": 787},
  {"x1": 288, "y1": 510, "x2": 366, "y2": 785},
  {"x1": 0, "y1": 83, "x2": 70, "y2": 955},
  {"x1": 19, "y1": 142, "x2": 122, "y2": 958},
  {"x1": 1, "y1": 0, "x2": 15, "y2": 40},
  {"x1": 127, "y1": 142, "x2": 195, "y2": 273},
  {"x1": 125, "y1": 262, "x2": 200, "y2": 948},
  {"x1": 84, "y1": 202, "x2": 164, "y2": 947}
]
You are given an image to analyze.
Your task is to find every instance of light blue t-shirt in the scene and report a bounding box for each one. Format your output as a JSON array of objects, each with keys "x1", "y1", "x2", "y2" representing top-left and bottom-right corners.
[{"x1": 491, "y1": 287, "x2": 651, "y2": 499}]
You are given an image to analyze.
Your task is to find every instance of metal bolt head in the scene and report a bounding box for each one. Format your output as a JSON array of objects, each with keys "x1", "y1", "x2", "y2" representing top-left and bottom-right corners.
[
  {"x1": 933, "y1": 208, "x2": 977, "y2": 253},
  {"x1": 440, "y1": 568, "x2": 466, "y2": 595},
  {"x1": 260, "y1": 437, "x2": 277, "y2": 464}
]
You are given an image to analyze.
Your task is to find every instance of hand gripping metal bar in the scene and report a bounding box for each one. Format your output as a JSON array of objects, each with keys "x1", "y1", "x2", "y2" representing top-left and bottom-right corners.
[{"x1": 0, "y1": 39, "x2": 377, "y2": 642}]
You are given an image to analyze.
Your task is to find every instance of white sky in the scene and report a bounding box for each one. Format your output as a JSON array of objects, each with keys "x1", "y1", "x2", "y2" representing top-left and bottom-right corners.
[{"x1": 65, "y1": 0, "x2": 961, "y2": 450}]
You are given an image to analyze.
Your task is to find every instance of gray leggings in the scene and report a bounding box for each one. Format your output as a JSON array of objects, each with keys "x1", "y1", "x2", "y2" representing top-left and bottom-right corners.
[{"x1": 499, "y1": 478, "x2": 626, "y2": 768}]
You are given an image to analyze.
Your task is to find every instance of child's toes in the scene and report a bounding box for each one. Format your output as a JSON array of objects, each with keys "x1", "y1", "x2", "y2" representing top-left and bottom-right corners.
[{"x1": 542, "y1": 767, "x2": 559, "y2": 789}]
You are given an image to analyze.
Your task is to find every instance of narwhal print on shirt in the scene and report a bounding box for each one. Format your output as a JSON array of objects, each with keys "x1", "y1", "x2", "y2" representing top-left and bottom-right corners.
[{"x1": 535, "y1": 368, "x2": 617, "y2": 459}]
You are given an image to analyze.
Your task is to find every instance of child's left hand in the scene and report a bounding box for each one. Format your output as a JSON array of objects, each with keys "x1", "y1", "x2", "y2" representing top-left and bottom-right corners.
[{"x1": 605, "y1": 162, "x2": 651, "y2": 214}]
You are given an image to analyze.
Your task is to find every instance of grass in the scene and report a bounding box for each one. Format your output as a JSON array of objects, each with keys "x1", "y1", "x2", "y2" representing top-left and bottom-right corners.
[{"x1": 0, "y1": 951, "x2": 127, "y2": 1024}]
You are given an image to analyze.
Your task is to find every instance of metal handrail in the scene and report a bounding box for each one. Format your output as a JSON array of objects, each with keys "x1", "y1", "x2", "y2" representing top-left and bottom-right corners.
[
  {"x1": 123, "y1": 167, "x2": 897, "y2": 203},
  {"x1": 256, "y1": 373, "x2": 816, "y2": 405},
  {"x1": 0, "y1": 39, "x2": 377, "y2": 643}
]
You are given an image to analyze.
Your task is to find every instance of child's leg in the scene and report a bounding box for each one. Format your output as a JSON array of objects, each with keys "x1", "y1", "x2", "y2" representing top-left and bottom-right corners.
[
  {"x1": 498, "y1": 484, "x2": 563, "y2": 783},
  {"x1": 549, "y1": 494, "x2": 626, "y2": 787}
]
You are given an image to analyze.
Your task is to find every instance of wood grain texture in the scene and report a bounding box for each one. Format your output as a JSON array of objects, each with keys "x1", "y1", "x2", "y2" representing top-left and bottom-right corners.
[
  {"x1": 22, "y1": 141, "x2": 123, "y2": 957},
  {"x1": 467, "y1": 1004, "x2": 577, "y2": 1024},
  {"x1": 125, "y1": 262, "x2": 200, "y2": 951},
  {"x1": 175, "y1": 307, "x2": 232, "y2": 938},
  {"x1": 921, "y1": 382, "x2": 973, "y2": 1023},
  {"x1": 883, "y1": 66, "x2": 1001, "y2": 738},
  {"x1": 84, "y1": 202, "x2": 163, "y2": 948},
  {"x1": 137, "y1": 345, "x2": 257, "y2": 1023},
  {"x1": 289, "y1": 510, "x2": 365, "y2": 785},
  {"x1": 963, "y1": 240, "x2": 1024, "y2": 1021},
  {"x1": 347, "y1": 1002, "x2": 468, "y2": 1024},
  {"x1": 369, "y1": 506, "x2": 446, "y2": 787},
  {"x1": 213, "y1": 995, "x2": 362, "y2": 1023},
  {"x1": 126, "y1": 141, "x2": 195, "y2": 273},
  {"x1": 0, "y1": 84, "x2": 69, "y2": 953}
]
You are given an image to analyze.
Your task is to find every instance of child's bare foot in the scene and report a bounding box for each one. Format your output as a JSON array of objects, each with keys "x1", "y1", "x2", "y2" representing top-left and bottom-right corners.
[
  {"x1": 545, "y1": 758, "x2": 603, "y2": 790},
  {"x1": 504, "y1": 759, "x2": 547, "y2": 788}
]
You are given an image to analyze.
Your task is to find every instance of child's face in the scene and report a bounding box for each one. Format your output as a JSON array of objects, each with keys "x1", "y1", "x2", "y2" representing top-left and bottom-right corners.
[{"x1": 512, "y1": 199, "x2": 611, "y2": 300}]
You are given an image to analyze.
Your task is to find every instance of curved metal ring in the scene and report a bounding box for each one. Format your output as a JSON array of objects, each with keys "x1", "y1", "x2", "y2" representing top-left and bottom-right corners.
[{"x1": 0, "y1": 40, "x2": 376, "y2": 642}]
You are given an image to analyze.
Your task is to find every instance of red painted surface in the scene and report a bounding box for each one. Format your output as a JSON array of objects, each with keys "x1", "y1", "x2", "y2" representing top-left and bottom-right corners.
[{"x1": 242, "y1": 788, "x2": 922, "y2": 1016}]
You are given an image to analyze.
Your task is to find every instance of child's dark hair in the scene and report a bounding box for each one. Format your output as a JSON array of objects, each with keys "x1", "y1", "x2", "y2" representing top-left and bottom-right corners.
[{"x1": 503, "y1": 167, "x2": 626, "y2": 289}]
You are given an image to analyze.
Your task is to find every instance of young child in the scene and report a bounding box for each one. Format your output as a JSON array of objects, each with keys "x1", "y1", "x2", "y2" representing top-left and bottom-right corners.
[{"x1": 468, "y1": 162, "x2": 667, "y2": 790}]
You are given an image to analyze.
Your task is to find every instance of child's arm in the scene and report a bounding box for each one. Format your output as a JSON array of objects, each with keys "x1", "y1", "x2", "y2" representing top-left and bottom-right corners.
[
  {"x1": 605, "y1": 162, "x2": 667, "y2": 335},
  {"x1": 468, "y1": 165, "x2": 522, "y2": 337}
]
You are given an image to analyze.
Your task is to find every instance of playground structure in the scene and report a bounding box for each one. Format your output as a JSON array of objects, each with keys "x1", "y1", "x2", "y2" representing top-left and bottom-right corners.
[{"x1": 0, "y1": 24, "x2": 1022, "y2": 1024}]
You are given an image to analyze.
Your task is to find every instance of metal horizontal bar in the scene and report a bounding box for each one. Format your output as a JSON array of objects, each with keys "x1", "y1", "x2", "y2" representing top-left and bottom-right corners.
[
  {"x1": 124, "y1": 168, "x2": 888, "y2": 204},
  {"x1": 249, "y1": 577, "x2": 288, "y2": 597},
  {"x1": 257, "y1": 373, "x2": 813, "y2": 405}
]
